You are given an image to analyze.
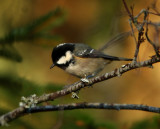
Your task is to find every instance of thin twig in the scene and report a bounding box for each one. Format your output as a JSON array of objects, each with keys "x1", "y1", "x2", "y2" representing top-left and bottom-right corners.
[
  {"x1": 148, "y1": 11, "x2": 160, "y2": 16},
  {"x1": 129, "y1": 20, "x2": 138, "y2": 45},
  {"x1": 122, "y1": 0, "x2": 149, "y2": 62},
  {"x1": 145, "y1": 19, "x2": 160, "y2": 57},
  {"x1": 122, "y1": 0, "x2": 134, "y2": 22},
  {"x1": 150, "y1": 0, "x2": 160, "y2": 14},
  {"x1": 133, "y1": 28, "x2": 145, "y2": 62}
]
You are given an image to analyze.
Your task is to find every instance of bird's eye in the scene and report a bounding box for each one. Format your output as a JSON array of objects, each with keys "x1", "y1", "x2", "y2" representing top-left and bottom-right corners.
[{"x1": 71, "y1": 58, "x2": 75, "y2": 64}]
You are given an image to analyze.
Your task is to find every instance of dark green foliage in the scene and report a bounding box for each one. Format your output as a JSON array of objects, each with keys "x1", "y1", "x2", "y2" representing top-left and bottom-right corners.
[
  {"x1": 0, "y1": 74, "x2": 63, "y2": 108},
  {"x1": 0, "y1": 8, "x2": 65, "y2": 44},
  {"x1": 0, "y1": 74, "x2": 63, "y2": 128},
  {"x1": 0, "y1": 8, "x2": 65, "y2": 62},
  {"x1": 61, "y1": 111, "x2": 117, "y2": 129},
  {"x1": 0, "y1": 48, "x2": 22, "y2": 62},
  {"x1": 0, "y1": 7, "x2": 66, "y2": 128},
  {"x1": 131, "y1": 116, "x2": 160, "y2": 129},
  {"x1": 0, "y1": 74, "x2": 62, "y2": 94}
]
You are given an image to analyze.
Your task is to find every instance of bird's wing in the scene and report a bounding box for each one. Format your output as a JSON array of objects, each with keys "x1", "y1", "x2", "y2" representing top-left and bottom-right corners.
[{"x1": 74, "y1": 44, "x2": 132, "y2": 61}]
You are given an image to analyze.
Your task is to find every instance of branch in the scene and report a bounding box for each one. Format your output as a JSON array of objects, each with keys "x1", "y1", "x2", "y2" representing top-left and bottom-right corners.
[
  {"x1": 38, "y1": 57, "x2": 160, "y2": 104},
  {"x1": 0, "y1": 56, "x2": 160, "y2": 126},
  {"x1": 26, "y1": 103, "x2": 160, "y2": 114},
  {"x1": 122, "y1": 0, "x2": 151, "y2": 62},
  {"x1": 1, "y1": 102, "x2": 160, "y2": 126},
  {"x1": 122, "y1": 0, "x2": 134, "y2": 22},
  {"x1": 145, "y1": 21, "x2": 160, "y2": 57}
]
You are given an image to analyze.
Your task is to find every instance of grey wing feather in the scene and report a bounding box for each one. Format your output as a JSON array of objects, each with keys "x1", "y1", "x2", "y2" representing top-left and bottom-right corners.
[
  {"x1": 74, "y1": 43, "x2": 132, "y2": 61},
  {"x1": 73, "y1": 43, "x2": 93, "y2": 56}
]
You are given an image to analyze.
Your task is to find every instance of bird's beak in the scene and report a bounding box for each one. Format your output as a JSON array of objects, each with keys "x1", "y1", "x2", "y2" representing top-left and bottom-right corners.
[{"x1": 50, "y1": 64, "x2": 55, "y2": 69}]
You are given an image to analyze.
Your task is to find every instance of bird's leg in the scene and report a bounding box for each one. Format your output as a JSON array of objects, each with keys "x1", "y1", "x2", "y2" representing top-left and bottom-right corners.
[
  {"x1": 81, "y1": 75, "x2": 90, "y2": 83},
  {"x1": 71, "y1": 91, "x2": 79, "y2": 99},
  {"x1": 86, "y1": 74, "x2": 95, "y2": 78},
  {"x1": 72, "y1": 74, "x2": 95, "y2": 98},
  {"x1": 81, "y1": 74, "x2": 95, "y2": 83}
]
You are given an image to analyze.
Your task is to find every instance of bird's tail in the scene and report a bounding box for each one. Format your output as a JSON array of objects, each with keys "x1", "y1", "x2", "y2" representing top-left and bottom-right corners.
[{"x1": 102, "y1": 54, "x2": 132, "y2": 61}]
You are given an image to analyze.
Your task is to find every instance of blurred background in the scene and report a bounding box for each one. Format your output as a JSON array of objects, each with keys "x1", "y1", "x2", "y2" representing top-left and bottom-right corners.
[{"x1": 0, "y1": 0, "x2": 160, "y2": 129}]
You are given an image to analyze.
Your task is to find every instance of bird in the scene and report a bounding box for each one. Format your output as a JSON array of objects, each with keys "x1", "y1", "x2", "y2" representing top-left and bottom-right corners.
[{"x1": 50, "y1": 43, "x2": 132, "y2": 82}]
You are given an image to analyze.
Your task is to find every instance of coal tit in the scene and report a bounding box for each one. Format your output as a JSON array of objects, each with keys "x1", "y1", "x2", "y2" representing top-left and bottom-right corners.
[{"x1": 50, "y1": 43, "x2": 132, "y2": 82}]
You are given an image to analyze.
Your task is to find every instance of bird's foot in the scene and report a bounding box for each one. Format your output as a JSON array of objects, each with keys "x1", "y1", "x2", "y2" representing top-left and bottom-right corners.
[
  {"x1": 71, "y1": 91, "x2": 79, "y2": 99},
  {"x1": 81, "y1": 78, "x2": 90, "y2": 83},
  {"x1": 81, "y1": 74, "x2": 95, "y2": 83}
]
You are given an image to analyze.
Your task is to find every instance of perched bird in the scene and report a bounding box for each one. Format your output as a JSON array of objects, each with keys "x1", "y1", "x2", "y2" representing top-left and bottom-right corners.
[{"x1": 50, "y1": 43, "x2": 132, "y2": 82}]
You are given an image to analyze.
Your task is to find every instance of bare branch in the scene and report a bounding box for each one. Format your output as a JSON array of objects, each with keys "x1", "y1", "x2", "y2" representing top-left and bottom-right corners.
[
  {"x1": 1, "y1": 102, "x2": 160, "y2": 126},
  {"x1": 150, "y1": 0, "x2": 160, "y2": 14},
  {"x1": 27, "y1": 103, "x2": 160, "y2": 114},
  {"x1": 148, "y1": 11, "x2": 160, "y2": 16},
  {"x1": 37, "y1": 57, "x2": 160, "y2": 104},
  {"x1": 133, "y1": 28, "x2": 145, "y2": 62},
  {"x1": 129, "y1": 20, "x2": 138, "y2": 45},
  {"x1": 122, "y1": 0, "x2": 134, "y2": 22},
  {"x1": 0, "y1": 56, "x2": 160, "y2": 126},
  {"x1": 122, "y1": 0, "x2": 157, "y2": 62},
  {"x1": 145, "y1": 21, "x2": 160, "y2": 57}
]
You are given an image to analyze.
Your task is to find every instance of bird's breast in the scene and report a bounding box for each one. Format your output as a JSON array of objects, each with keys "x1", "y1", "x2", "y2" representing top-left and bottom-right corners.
[{"x1": 65, "y1": 56, "x2": 111, "y2": 78}]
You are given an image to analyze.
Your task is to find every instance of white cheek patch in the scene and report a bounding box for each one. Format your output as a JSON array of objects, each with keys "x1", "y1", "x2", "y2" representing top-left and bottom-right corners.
[
  {"x1": 57, "y1": 56, "x2": 66, "y2": 64},
  {"x1": 65, "y1": 51, "x2": 72, "y2": 61},
  {"x1": 57, "y1": 51, "x2": 72, "y2": 64}
]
